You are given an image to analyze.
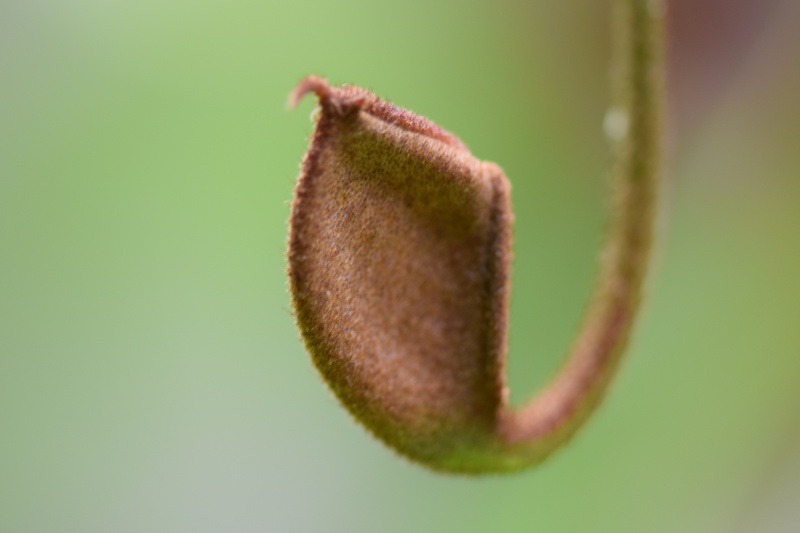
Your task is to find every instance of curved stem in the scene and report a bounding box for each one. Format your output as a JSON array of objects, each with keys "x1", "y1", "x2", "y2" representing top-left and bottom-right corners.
[{"x1": 498, "y1": 0, "x2": 664, "y2": 464}]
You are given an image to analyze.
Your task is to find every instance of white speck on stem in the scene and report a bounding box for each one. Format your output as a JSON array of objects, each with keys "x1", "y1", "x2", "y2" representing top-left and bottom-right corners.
[{"x1": 604, "y1": 106, "x2": 630, "y2": 143}]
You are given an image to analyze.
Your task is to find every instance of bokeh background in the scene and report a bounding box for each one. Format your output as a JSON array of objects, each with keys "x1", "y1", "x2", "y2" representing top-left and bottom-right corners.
[{"x1": 1, "y1": 1, "x2": 799, "y2": 532}]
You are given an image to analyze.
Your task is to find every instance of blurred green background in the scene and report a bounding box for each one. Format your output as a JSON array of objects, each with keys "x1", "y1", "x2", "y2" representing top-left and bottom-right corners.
[{"x1": 1, "y1": 1, "x2": 799, "y2": 532}]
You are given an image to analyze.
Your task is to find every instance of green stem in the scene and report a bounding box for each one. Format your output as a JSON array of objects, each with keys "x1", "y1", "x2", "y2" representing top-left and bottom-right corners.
[{"x1": 497, "y1": 0, "x2": 665, "y2": 467}]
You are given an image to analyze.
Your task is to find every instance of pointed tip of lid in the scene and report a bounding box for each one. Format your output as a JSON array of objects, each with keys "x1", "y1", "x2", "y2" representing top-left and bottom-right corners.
[{"x1": 287, "y1": 75, "x2": 332, "y2": 110}]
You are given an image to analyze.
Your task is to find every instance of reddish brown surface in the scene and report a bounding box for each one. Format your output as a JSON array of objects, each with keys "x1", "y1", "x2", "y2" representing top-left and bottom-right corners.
[{"x1": 288, "y1": 77, "x2": 514, "y2": 470}]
